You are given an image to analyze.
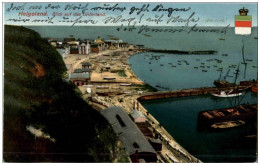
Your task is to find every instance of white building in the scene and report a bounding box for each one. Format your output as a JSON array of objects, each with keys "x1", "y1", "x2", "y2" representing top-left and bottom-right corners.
[{"x1": 78, "y1": 42, "x2": 91, "y2": 55}]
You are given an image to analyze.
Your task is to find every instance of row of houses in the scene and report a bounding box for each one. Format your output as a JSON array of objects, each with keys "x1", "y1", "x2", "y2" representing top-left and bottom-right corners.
[{"x1": 48, "y1": 36, "x2": 129, "y2": 55}]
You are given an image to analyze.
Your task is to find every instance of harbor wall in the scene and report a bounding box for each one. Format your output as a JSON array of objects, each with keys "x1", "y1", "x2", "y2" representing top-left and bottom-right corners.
[{"x1": 137, "y1": 86, "x2": 250, "y2": 101}]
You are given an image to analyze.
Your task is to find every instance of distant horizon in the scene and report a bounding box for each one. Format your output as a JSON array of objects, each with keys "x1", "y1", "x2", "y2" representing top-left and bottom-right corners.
[{"x1": 4, "y1": 24, "x2": 259, "y2": 27}]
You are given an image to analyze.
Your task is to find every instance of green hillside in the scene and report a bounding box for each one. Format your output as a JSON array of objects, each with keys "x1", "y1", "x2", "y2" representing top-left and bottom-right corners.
[{"x1": 4, "y1": 25, "x2": 122, "y2": 162}]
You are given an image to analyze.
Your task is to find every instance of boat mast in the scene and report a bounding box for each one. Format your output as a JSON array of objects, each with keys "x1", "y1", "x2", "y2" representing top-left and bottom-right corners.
[
  {"x1": 241, "y1": 36, "x2": 247, "y2": 65},
  {"x1": 228, "y1": 64, "x2": 240, "y2": 107},
  {"x1": 218, "y1": 69, "x2": 223, "y2": 81},
  {"x1": 224, "y1": 69, "x2": 230, "y2": 80},
  {"x1": 234, "y1": 64, "x2": 240, "y2": 84},
  {"x1": 241, "y1": 36, "x2": 248, "y2": 79}
]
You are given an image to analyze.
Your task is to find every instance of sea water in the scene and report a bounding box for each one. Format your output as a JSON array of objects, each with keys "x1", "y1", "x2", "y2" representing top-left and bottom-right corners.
[{"x1": 142, "y1": 94, "x2": 257, "y2": 162}]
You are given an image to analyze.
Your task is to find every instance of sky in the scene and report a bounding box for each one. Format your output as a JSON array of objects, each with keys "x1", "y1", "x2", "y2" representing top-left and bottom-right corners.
[{"x1": 3, "y1": 2, "x2": 258, "y2": 27}]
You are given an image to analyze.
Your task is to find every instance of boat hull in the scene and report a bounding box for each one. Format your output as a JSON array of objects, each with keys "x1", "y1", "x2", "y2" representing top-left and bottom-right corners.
[{"x1": 211, "y1": 92, "x2": 242, "y2": 97}]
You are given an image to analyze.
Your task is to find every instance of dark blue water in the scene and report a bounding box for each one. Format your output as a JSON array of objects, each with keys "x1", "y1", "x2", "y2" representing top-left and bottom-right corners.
[
  {"x1": 26, "y1": 26, "x2": 258, "y2": 162},
  {"x1": 142, "y1": 93, "x2": 257, "y2": 162}
]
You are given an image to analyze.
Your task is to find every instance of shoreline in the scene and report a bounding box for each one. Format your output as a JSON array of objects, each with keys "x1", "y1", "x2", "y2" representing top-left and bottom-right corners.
[
  {"x1": 65, "y1": 48, "x2": 255, "y2": 162},
  {"x1": 119, "y1": 50, "x2": 200, "y2": 162},
  {"x1": 64, "y1": 48, "x2": 201, "y2": 162}
]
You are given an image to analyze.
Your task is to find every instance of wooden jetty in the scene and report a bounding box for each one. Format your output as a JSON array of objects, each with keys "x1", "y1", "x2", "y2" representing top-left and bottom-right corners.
[
  {"x1": 146, "y1": 49, "x2": 217, "y2": 55},
  {"x1": 137, "y1": 86, "x2": 251, "y2": 101}
]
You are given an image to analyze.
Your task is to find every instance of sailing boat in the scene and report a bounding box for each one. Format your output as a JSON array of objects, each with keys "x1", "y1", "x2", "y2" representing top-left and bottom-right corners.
[
  {"x1": 212, "y1": 65, "x2": 243, "y2": 97},
  {"x1": 213, "y1": 69, "x2": 235, "y2": 88}
]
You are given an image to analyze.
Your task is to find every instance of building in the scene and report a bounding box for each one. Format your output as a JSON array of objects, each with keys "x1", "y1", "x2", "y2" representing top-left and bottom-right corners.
[
  {"x1": 81, "y1": 68, "x2": 92, "y2": 74},
  {"x1": 120, "y1": 42, "x2": 128, "y2": 49},
  {"x1": 129, "y1": 110, "x2": 146, "y2": 123},
  {"x1": 90, "y1": 44, "x2": 99, "y2": 53},
  {"x1": 69, "y1": 73, "x2": 90, "y2": 86},
  {"x1": 74, "y1": 68, "x2": 92, "y2": 75},
  {"x1": 69, "y1": 44, "x2": 79, "y2": 54},
  {"x1": 94, "y1": 36, "x2": 106, "y2": 51},
  {"x1": 66, "y1": 40, "x2": 80, "y2": 54},
  {"x1": 101, "y1": 106, "x2": 157, "y2": 162},
  {"x1": 82, "y1": 62, "x2": 92, "y2": 69},
  {"x1": 78, "y1": 42, "x2": 91, "y2": 55},
  {"x1": 105, "y1": 39, "x2": 123, "y2": 49},
  {"x1": 73, "y1": 69, "x2": 83, "y2": 73}
]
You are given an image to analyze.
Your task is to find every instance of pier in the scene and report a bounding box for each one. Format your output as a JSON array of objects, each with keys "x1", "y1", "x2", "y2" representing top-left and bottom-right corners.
[
  {"x1": 147, "y1": 49, "x2": 218, "y2": 55},
  {"x1": 137, "y1": 85, "x2": 251, "y2": 101},
  {"x1": 134, "y1": 47, "x2": 218, "y2": 55}
]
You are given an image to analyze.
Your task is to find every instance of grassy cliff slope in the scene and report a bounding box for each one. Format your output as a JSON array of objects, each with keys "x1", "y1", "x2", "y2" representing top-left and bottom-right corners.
[{"x1": 4, "y1": 25, "x2": 119, "y2": 162}]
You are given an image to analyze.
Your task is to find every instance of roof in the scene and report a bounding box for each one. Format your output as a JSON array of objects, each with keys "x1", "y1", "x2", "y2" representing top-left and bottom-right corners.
[
  {"x1": 74, "y1": 69, "x2": 82, "y2": 73},
  {"x1": 91, "y1": 44, "x2": 98, "y2": 48},
  {"x1": 82, "y1": 62, "x2": 92, "y2": 66},
  {"x1": 95, "y1": 36, "x2": 104, "y2": 44},
  {"x1": 69, "y1": 73, "x2": 90, "y2": 79},
  {"x1": 130, "y1": 110, "x2": 146, "y2": 120},
  {"x1": 101, "y1": 106, "x2": 156, "y2": 156},
  {"x1": 81, "y1": 68, "x2": 92, "y2": 72}
]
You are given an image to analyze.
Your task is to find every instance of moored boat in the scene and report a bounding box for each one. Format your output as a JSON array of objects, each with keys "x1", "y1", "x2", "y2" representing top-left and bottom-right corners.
[
  {"x1": 211, "y1": 90, "x2": 242, "y2": 97},
  {"x1": 120, "y1": 83, "x2": 132, "y2": 86},
  {"x1": 197, "y1": 104, "x2": 257, "y2": 130},
  {"x1": 211, "y1": 120, "x2": 245, "y2": 129}
]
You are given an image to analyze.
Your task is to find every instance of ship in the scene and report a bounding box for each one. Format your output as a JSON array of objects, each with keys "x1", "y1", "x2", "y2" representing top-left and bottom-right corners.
[
  {"x1": 197, "y1": 104, "x2": 257, "y2": 130},
  {"x1": 212, "y1": 66, "x2": 243, "y2": 97},
  {"x1": 213, "y1": 69, "x2": 235, "y2": 88},
  {"x1": 214, "y1": 80, "x2": 235, "y2": 87},
  {"x1": 211, "y1": 90, "x2": 242, "y2": 97}
]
